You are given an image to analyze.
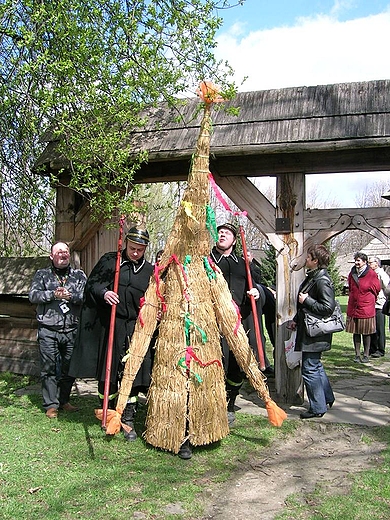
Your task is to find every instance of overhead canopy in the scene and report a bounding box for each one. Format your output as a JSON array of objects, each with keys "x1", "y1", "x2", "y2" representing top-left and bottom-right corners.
[{"x1": 35, "y1": 79, "x2": 390, "y2": 182}]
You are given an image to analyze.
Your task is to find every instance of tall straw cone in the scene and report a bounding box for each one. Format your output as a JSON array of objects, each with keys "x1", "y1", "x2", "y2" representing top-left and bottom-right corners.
[{"x1": 108, "y1": 84, "x2": 286, "y2": 452}]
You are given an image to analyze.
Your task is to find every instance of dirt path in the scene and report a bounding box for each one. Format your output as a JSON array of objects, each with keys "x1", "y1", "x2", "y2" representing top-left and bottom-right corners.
[{"x1": 201, "y1": 422, "x2": 386, "y2": 519}]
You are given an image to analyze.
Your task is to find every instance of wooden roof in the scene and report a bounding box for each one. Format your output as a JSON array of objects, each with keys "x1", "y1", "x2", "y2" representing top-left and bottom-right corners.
[
  {"x1": 0, "y1": 257, "x2": 48, "y2": 296},
  {"x1": 360, "y1": 238, "x2": 390, "y2": 263},
  {"x1": 35, "y1": 79, "x2": 390, "y2": 182}
]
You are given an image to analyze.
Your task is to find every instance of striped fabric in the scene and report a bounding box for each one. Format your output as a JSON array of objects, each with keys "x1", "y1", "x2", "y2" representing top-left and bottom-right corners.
[{"x1": 345, "y1": 316, "x2": 376, "y2": 335}]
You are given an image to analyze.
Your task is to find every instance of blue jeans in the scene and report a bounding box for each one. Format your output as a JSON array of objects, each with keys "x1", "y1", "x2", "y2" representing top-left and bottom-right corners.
[{"x1": 301, "y1": 351, "x2": 334, "y2": 414}]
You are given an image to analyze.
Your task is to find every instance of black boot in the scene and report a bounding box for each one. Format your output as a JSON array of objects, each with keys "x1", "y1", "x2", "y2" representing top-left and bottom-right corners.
[
  {"x1": 122, "y1": 402, "x2": 138, "y2": 441},
  {"x1": 227, "y1": 392, "x2": 237, "y2": 427},
  {"x1": 178, "y1": 440, "x2": 192, "y2": 460}
]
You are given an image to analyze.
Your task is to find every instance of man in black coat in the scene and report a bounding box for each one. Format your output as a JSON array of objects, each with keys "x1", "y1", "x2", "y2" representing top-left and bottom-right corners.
[
  {"x1": 69, "y1": 227, "x2": 153, "y2": 440},
  {"x1": 210, "y1": 223, "x2": 261, "y2": 426}
]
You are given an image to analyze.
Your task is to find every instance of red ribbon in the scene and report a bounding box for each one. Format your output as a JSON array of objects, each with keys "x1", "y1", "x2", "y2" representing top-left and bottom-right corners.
[
  {"x1": 138, "y1": 296, "x2": 145, "y2": 327},
  {"x1": 231, "y1": 300, "x2": 242, "y2": 334},
  {"x1": 186, "y1": 345, "x2": 222, "y2": 370},
  {"x1": 154, "y1": 254, "x2": 190, "y2": 313}
]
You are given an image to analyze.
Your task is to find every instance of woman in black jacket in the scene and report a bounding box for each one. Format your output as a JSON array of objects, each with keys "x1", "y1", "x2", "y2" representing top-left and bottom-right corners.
[{"x1": 289, "y1": 244, "x2": 336, "y2": 419}]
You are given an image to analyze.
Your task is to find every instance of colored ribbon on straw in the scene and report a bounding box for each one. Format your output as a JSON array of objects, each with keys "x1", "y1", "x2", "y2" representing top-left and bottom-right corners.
[
  {"x1": 178, "y1": 346, "x2": 222, "y2": 384},
  {"x1": 178, "y1": 356, "x2": 203, "y2": 383},
  {"x1": 203, "y1": 256, "x2": 216, "y2": 280},
  {"x1": 182, "y1": 201, "x2": 199, "y2": 223},
  {"x1": 208, "y1": 172, "x2": 248, "y2": 218},
  {"x1": 186, "y1": 345, "x2": 222, "y2": 369},
  {"x1": 184, "y1": 313, "x2": 208, "y2": 346},
  {"x1": 206, "y1": 204, "x2": 218, "y2": 242},
  {"x1": 138, "y1": 296, "x2": 146, "y2": 327},
  {"x1": 183, "y1": 255, "x2": 192, "y2": 275},
  {"x1": 154, "y1": 254, "x2": 191, "y2": 311},
  {"x1": 231, "y1": 299, "x2": 242, "y2": 334}
]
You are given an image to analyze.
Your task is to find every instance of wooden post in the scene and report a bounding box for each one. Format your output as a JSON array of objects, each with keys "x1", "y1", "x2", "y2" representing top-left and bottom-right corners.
[
  {"x1": 55, "y1": 173, "x2": 75, "y2": 243},
  {"x1": 274, "y1": 172, "x2": 305, "y2": 404}
]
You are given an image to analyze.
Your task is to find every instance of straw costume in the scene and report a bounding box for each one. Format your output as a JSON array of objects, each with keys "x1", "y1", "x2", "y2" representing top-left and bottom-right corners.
[{"x1": 96, "y1": 82, "x2": 287, "y2": 454}]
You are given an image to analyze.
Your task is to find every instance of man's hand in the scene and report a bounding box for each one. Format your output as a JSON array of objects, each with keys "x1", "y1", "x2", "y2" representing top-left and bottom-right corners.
[
  {"x1": 298, "y1": 292, "x2": 308, "y2": 304},
  {"x1": 104, "y1": 290, "x2": 120, "y2": 305},
  {"x1": 247, "y1": 287, "x2": 259, "y2": 300},
  {"x1": 54, "y1": 287, "x2": 71, "y2": 301}
]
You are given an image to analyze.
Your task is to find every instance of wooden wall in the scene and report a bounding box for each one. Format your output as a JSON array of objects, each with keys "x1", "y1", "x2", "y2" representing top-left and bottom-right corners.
[
  {"x1": 0, "y1": 298, "x2": 40, "y2": 376},
  {"x1": 0, "y1": 257, "x2": 47, "y2": 376}
]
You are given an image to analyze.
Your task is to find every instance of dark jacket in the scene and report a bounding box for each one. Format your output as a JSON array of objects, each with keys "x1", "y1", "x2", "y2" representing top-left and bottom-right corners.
[
  {"x1": 69, "y1": 251, "x2": 153, "y2": 383},
  {"x1": 29, "y1": 265, "x2": 87, "y2": 332},
  {"x1": 347, "y1": 265, "x2": 380, "y2": 319},
  {"x1": 210, "y1": 247, "x2": 252, "y2": 319},
  {"x1": 294, "y1": 268, "x2": 336, "y2": 353}
]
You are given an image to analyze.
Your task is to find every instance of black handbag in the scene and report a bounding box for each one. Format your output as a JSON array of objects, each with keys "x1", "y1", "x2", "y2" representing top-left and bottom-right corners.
[
  {"x1": 304, "y1": 301, "x2": 345, "y2": 337},
  {"x1": 382, "y1": 298, "x2": 390, "y2": 316}
]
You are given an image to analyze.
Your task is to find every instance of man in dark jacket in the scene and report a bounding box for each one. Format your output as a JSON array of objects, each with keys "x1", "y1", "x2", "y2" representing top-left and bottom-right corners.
[
  {"x1": 29, "y1": 242, "x2": 87, "y2": 418},
  {"x1": 69, "y1": 227, "x2": 153, "y2": 440},
  {"x1": 210, "y1": 223, "x2": 261, "y2": 426}
]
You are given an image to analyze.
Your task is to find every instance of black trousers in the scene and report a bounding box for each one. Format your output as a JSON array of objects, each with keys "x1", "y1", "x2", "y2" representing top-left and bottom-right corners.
[
  {"x1": 38, "y1": 327, "x2": 76, "y2": 410},
  {"x1": 370, "y1": 308, "x2": 386, "y2": 355}
]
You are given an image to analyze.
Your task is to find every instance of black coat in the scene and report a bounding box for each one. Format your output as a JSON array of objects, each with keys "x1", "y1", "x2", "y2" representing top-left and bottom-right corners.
[
  {"x1": 69, "y1": 251, "x2": 153, "y2": 384},
  {"x1": 294, "y1": 268, "x2": 336, "y2": 353},
  {"x1": 210, "y1": 247, "x2": 266, "y2": 366},
  {"x1": 210, "y1": 247, "x2": 252, "y2": 319}
]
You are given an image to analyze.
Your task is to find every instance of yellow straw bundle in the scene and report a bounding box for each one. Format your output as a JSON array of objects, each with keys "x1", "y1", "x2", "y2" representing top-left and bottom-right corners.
[{"x1": 102, "y1": 82, "x2": 286, "y2": 448}]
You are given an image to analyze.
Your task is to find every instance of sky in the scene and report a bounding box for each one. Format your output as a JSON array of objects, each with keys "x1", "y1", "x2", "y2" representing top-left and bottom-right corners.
[{"x1": 213, "y1": 0, "x2": 390, "y2": 208}]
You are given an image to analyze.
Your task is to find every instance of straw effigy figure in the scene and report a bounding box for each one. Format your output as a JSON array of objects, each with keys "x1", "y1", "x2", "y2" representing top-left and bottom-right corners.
[{"x1": 98, "y1": 82, "x2": 287, "y2": 454}]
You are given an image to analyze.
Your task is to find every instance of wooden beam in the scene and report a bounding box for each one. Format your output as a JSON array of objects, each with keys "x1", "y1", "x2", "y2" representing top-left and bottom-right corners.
[
  {"x1": 304, "y1": 207, "x2": 390, "y2": 229},
  {"x1": 71, "y1": 202, "x2": 102, "y2": 251},
  {"x1": 55, "y1": 184, "x2": 76, "y2": 242},
  {"x1": 211, "y1": 173, "x2": 288, "y2": 253},
  {"x1": 275, "y1": 173, "x2": 305, "y2": 404}
]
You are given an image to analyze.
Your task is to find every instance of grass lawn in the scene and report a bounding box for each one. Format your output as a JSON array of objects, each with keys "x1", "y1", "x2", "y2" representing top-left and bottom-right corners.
[
  {"x1": 0, "y1": 373, "x2": 295, "y2": 520},
  {"x1": 1, "y1": 299, "x2": 390, "y2": 519}
]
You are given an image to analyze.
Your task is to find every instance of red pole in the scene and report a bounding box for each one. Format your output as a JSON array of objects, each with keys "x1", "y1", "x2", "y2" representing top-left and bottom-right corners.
[
  {"x1": 239, "y1": 224, "x2": 266, "y2": 371},
  {"x1": 102, "y1": 215, "x2": 125, "y2": 429}
]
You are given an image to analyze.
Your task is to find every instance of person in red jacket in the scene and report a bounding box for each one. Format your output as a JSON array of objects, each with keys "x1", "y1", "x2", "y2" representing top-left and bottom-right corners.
[{"x1": 346, "y1": 252, "x2": 381, "y2": 363}]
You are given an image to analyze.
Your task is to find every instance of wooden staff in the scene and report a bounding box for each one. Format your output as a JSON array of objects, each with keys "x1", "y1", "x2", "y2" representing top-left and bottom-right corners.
[
  {"x1": 239, "y1": 224, "x2": 266, "y2": 370},
  {"x1": 102, "y1": 215, "x2": 125, "y2": 429}
]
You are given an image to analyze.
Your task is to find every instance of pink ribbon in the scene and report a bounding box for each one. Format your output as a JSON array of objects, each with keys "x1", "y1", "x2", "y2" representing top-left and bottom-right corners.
[{"x1": 208, "y1": 172, "x2": 248, "y2": 217}]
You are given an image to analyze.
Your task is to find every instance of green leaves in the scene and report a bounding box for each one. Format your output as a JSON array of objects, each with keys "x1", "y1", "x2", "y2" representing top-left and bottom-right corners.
[{"x1": 0, "y1": 0, "x2": 238, "y2": 253}]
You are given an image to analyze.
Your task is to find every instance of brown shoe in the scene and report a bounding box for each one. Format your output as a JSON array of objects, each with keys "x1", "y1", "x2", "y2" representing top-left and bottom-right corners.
[
  {"x1": 46, "y1": 407, "x2": 58, "y2": 418},
  {"x1": 60, "y1": 402, "x2": 79, "y2": 412}
]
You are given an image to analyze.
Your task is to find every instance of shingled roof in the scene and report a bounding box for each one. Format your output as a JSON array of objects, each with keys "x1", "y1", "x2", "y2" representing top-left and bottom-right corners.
[
  {"x1": 35, "y1": 79, "x2": 390, "y2": 181},
  {"x1": 0, "y1": 257, "x2": 48, "y2": 296}
]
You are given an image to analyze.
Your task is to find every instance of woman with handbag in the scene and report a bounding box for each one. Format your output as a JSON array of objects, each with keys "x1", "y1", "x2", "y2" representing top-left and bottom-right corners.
[
  {"x1": 346, "y1": 252, "x2": 380, "y2": 363},
  {"x1": 288, "y1": 244, "x2": 336, "y2": 419}
]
